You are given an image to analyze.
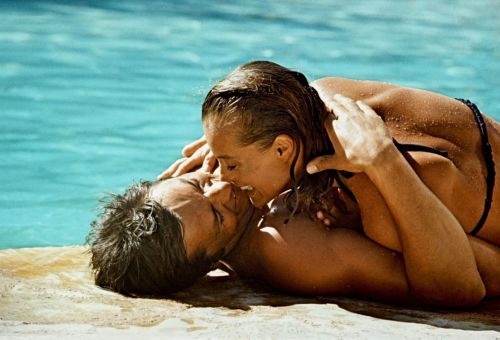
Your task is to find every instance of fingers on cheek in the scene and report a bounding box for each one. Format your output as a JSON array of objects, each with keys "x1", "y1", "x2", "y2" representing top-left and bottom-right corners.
[
  {"x1": 202, "y1": 157, "x2": 217, "y2": 172},
  {"x1": 329, "y1": 101, "x2": 345, "y2": 116},
  {"x1": 168, "y1": 158, "x2": 185, "y2": 174},
  {"x1": 203, "y1": 156, "x2": 212, "y2": 166}
]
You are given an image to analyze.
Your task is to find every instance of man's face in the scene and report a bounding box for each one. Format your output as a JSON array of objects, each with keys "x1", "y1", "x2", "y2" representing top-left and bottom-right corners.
[{"x1": 149, "y1": 172, "x2": 254, "y2": 259}]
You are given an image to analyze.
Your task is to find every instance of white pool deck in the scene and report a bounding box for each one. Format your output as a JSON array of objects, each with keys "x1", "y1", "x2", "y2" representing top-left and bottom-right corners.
[{"x1": 0, "y1": 246, "x2": 499, "y2": 339}]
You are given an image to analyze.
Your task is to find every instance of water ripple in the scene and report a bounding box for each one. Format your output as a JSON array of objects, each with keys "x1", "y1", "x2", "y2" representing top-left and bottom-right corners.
[{"x1": 0, "y1": 0, "x2": 498, "y2": 248}]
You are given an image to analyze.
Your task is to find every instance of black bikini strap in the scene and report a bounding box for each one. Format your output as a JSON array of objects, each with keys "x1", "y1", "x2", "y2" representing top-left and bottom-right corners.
[
  {"x1": 456, "y1": 98, "x2": 496, "y2": 235},
  {"x1": 333, "y1": 171, "x2": 356, "y2": 201},
  {"x1": 334, "y1": 100, "x2": 494, "y2": 235},
  {"x1": 333, "y1": 140, "x2": 449, "y2": 203},
  {"x1": 394, "y1": 140, "x2": 449, "y2": 158}
]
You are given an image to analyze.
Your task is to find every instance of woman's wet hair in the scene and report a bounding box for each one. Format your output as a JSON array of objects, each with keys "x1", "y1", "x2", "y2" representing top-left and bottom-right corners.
[
  {"x1": 202, "y1": 60, "x2": 344, "y2": 217},
  {"x1": 87, "y1": 180, "x2": 219, "y2": 296}
]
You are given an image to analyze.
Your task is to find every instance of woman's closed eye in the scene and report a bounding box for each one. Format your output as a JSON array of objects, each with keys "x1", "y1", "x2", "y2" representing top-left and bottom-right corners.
[{"x1": 226, "y1": 164, "x2": 238, "y2": 171}]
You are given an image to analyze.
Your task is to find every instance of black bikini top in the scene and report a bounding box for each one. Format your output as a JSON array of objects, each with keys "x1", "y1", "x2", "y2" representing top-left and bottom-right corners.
[
  {"x1": 333, "y1": 139, "x2": 448, "y2": 201},
  {"x1": 334, "y1": 98, "x2": 494, "y2": 236}
]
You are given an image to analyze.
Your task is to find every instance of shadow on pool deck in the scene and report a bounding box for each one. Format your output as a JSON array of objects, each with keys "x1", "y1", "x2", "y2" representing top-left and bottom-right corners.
[{"x1": 172, "y1": 273, "x2": 500, "y2": 331}]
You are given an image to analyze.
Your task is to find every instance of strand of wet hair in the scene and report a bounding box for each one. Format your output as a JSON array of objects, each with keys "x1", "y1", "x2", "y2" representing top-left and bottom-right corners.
[{"x1": 284, "y1": 150, "x2": 300, "y2": 225}]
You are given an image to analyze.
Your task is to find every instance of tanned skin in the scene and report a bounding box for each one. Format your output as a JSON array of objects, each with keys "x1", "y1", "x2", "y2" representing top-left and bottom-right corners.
[
  {"x1": 223, "y1": 193, "x2": 500, "y2": 306},
  {"x1": 158, "y1": 77, "x2": 500, "y2": 306},
  {"x1": 311, "y1": 78, "x2": 500, "y2": 249}
]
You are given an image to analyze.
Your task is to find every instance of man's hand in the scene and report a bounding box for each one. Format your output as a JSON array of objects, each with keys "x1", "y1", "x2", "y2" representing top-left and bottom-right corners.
[
  {"x1": 315, "y1": 187, "x2": 361, "y2": 229},
  {"x1": 306, "y1": 94, "x2": 394, "y2": 175},
  {"x1": 157, "y1": 136, "x2": 217, "y2": 179}
]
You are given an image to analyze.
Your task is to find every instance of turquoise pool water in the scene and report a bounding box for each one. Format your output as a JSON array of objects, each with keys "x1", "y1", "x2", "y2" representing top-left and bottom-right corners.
[{"x1": 1, "y1": 0, "x2": 499, "y2": 249}]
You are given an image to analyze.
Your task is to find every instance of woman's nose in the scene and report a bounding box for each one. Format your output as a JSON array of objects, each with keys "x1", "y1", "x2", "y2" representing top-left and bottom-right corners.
[
  {"x1": 204, "y1": 181, "x2": 232, "y2": 201},
  {"x1": 219, "y1": 168, "x2": 236, "y2": 184}
]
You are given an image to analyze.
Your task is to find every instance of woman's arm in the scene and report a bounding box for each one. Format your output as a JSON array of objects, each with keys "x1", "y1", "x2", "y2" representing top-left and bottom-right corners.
[
  {"x1": 363, "y1": 141, "x2": 485, "y2": 304},
  {"x1": 306, "y1": 94, "x2": 485, "y2": 306}
]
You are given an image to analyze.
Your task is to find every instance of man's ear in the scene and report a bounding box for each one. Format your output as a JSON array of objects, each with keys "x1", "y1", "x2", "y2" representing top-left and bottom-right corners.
[{"x1": 272, "y1": 135, "x2": 295, "y2": 163}]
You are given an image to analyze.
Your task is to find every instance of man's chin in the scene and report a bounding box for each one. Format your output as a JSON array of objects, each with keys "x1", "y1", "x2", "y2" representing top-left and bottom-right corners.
[
  {"x1": 224, "y1": 212, "x2": 253, "y2": 258},
  {"x1": 234, "y1": 189, "x2": 253, "y2": 215},
  {"x1": 236, "y1": 202, "x2": 254, "y2": 225}
]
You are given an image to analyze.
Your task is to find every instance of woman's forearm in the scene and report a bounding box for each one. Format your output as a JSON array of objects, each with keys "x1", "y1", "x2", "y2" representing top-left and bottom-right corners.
[
  {"x1": 365, "y1": 144, "x2": 485, "y2": 305},
  {"x1": 307, "y1": 93, "x2": 486, "y2": 305}
]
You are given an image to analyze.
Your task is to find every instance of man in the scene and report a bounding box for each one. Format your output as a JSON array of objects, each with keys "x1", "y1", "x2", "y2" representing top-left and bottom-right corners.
[{"x1": 88, "y1": 171, "x2": 500, "y2": 306}]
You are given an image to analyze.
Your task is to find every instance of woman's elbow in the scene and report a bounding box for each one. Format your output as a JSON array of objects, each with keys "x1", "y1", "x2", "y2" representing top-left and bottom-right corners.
[
  {"x1": 416, "y1": 280, "x2": 486, "y2": 308},
  {"x1": 446, "y1": 283, "x2": 485, "y2": 307}
]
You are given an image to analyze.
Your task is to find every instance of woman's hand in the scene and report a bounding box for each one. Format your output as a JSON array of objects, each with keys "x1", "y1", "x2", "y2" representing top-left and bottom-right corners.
[
  {"x1": 306, "y1": 94, "x2": 394, "y2": 175},
  {"x1": 157, "y1": 136, "x2": 217, "y2": 179}
]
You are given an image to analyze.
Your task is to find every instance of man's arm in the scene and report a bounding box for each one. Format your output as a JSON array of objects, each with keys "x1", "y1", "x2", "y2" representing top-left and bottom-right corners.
[
  {"x1": 248, "y1": 216, "x2": 500, "y2": 306},
  {"x1": 251, "y1": 223, "x2": 412, "y2": 304}
]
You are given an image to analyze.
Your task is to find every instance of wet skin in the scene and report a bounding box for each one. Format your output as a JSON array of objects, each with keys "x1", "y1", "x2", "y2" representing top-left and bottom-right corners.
[
  {"x1": 156, "y1": 70, "x2": 500, "y2": 305},
  {"x1": 204, "y1": 122, "x2": 303, "y2": 209},
  {"x1": 198, "y1": 85, "x2": 500, "y2": 304},
  {"x1": 149, "y1": 172, "x2": 500, "y2": 305},
  {"x1": 202, "y1": 78, "x2": 500, "y2": 249},
  {"x1": 149, "y1": 172, "x2": 256, "y2": 259}
]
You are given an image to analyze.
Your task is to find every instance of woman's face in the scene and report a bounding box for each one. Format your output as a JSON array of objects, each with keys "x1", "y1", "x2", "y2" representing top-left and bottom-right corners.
[
  {"x1": 150, "y1": 172, "x2": 254, "y2": 259},
  {"x1": 204, "y1": 121, "x2": 300, "y2": 208}
]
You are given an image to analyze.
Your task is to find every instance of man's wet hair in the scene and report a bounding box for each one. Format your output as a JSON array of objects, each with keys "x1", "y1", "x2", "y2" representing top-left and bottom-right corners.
[{"x1": 87, "y1": 180, "x2": 217, "y2": 296}]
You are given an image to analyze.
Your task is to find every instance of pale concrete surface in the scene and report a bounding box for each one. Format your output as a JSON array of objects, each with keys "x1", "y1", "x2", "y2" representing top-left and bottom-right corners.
[{"x1": 0, "y1": 246, "x2": 499, "y2": 339}]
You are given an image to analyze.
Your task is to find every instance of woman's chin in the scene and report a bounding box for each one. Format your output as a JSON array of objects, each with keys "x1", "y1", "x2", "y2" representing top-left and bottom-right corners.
[
  {"x1": 249, "y1": 188, "x2": 282, "y2": 209},
  {"x1": 249, "y1": 195, "x2": 268, "y2": 209},
  {"x1": 248, "y1": 194, "x2": 260, "y2": 208}
]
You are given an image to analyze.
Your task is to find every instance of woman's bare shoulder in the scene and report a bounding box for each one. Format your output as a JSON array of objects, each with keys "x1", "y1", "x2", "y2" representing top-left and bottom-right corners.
[
  {"x1": 312, "y1": 77, "x2": 475, "y2": 131},
  {"x1": 311, "y1": 77, "x2": 398, "y2": 101}
]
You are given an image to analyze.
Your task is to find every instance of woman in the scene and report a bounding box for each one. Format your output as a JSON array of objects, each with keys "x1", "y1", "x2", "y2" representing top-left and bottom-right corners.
[
  {"x1": 163, "y1": 62, "x2": 500, "y2": 239},
  {"x1": 160, "y1": 61, "x2": 499, "y2": 250}
]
